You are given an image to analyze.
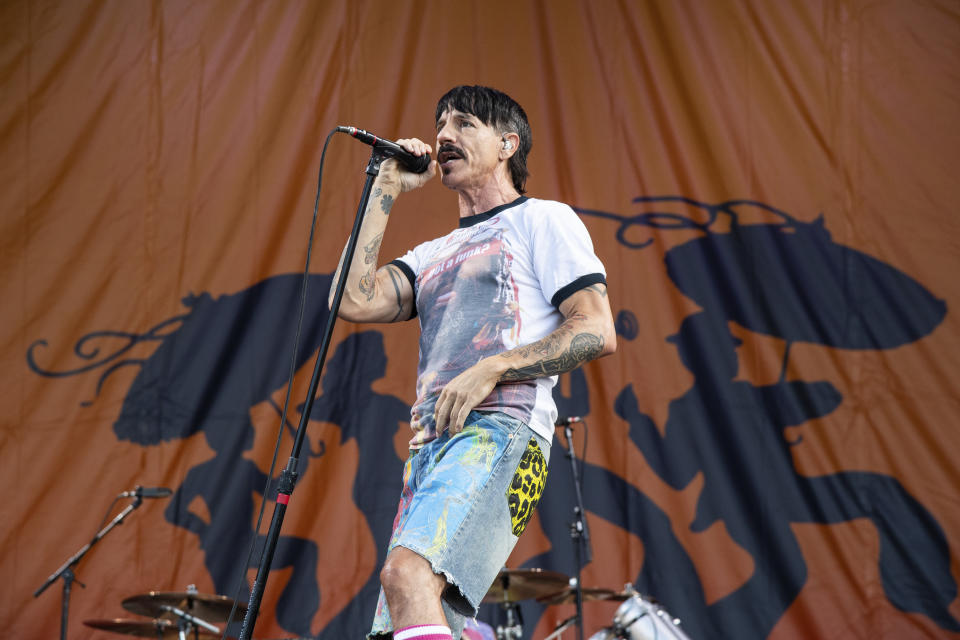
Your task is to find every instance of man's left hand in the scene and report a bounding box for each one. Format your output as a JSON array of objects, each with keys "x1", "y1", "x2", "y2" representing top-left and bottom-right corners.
[{"x1": 433, "y1": 359, "x2": 502, "y2": 435}]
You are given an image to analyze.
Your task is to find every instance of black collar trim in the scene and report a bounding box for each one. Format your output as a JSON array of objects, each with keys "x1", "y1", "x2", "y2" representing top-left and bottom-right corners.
[{"x1": 458, "y1": 196, "x2": 528, "y2": 228}]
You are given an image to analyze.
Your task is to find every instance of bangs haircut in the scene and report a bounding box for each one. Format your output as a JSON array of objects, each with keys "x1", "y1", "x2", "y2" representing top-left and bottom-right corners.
[{"x1": 436, "y1": 85, "x2": 533, "y2": 194}]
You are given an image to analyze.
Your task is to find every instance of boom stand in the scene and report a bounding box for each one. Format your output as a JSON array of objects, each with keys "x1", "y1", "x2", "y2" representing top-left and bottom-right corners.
[
  {"x1": 34, "y1": 495, "x2": 146, "y2": 640},
  {"x1": 564, "y1": 422, "x2": 592, "y2": 640},
  {"x1": 238, "y1": 149, "x2": 386, "y2": 640}
]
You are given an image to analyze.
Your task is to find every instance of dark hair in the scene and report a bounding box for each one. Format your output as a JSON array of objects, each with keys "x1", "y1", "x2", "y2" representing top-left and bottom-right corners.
[{"x1": 435, "y1": 85, "x2": 532, "y2": 193}]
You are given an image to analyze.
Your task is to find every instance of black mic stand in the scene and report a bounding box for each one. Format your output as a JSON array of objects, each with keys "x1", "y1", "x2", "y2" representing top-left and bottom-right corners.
[
  {"x1": 563, "y1": 421, "x2": 592, "y2": 640},
  {"x1": 34, "y1": 494, "x2": 146, "y2": 640},
  {"x1": 238, "y1": 148, "x2": 387, "y2": 640}
]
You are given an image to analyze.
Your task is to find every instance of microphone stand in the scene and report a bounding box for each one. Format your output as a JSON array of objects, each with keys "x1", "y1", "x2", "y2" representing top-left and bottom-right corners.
[
  {"x1": 563, "y1": 421, "x2": 592, "y2": 640},
  {"x1": 238, "y1": 148, "x2": 387, "y2": 640},
  {"x1": 34, "y1": 494, "x2": 145, "y2": 640}
]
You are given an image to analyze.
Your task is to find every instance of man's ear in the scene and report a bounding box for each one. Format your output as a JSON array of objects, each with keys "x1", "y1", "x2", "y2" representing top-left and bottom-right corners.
[{"x1": 500, "y1": 132, "x2": 520, "y2": 159}]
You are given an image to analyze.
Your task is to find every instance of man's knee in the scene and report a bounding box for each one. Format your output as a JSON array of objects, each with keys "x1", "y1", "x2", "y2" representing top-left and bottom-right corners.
[
  {"x1": 379, "y1": 555, "x2": 409, "y2": 594},
  {"x1": 380, "y1": 548, "x2": 443, "y2": 596}
]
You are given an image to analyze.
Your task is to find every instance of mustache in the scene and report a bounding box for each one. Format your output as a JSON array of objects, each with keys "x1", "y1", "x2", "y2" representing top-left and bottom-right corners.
[{"x1": 439, "y1": 143, "x2": 464, "y2": 158}]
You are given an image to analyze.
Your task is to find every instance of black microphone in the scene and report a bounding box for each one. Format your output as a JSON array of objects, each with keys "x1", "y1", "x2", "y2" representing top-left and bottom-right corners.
[
  {"x1": 337, "y1": 126, "x2": 432, "y2": 173},
  {"x1": 555, "y1": 416, "x2": 582, "y2": 426},
  {"x1": 120, "y1": 486, "x2": 172, "y2": 499}
]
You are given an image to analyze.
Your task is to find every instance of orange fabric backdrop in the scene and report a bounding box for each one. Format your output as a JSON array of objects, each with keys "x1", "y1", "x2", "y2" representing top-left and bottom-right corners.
[{"x1": 2, "y1": 1, "x2": 958, "y2": 638}]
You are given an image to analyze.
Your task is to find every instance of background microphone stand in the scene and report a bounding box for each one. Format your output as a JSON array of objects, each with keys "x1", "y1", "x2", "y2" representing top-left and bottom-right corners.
[
  {"x1": 34, "y1": 493, "x2": 146, "y2": 640},
  {"x1": 237, "y1": 147, "x2": 389, "y2": 640},
  {"x1": 562, "y1": 420, "x2": 592, "y2": 640}
]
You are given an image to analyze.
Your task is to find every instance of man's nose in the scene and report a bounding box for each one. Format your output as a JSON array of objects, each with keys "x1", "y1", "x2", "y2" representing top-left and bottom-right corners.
[{"x1": 436, "y1": 124, "x2": 455, "y2": 145}]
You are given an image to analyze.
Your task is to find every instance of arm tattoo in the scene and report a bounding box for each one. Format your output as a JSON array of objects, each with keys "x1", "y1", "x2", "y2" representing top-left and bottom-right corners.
[
  {"x1": 365, "y1": 188, "x2": 383, "y2": 216},
  {"x1": 502, "y1": 324, "x2": 572, "y2": 360},
  {"x1": 500, "y1": 333, "x2": 604, "y2": 381},
  {"x1": 358, "y1": 267, "x2": 376, "y2": 301},
  {"x1": 380, "y1": 194, "x2": 394, "y2": 215},
  {"x1": 363, "y1": 232, "x2": 383, "y2": 265},
  {"x1": 584, "y1": 284, "x2": 608, "y2": 297},
  {"x1": 386, "y1": 265, "x2": 407, "y2": 322}
]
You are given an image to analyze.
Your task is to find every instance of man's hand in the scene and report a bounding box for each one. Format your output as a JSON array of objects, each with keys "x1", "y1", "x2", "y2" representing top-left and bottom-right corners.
[
  {"x1": 433, "y1": 358, "x2": 504, "y2": 435},
  {"x1": 331, "y1": 137, "x2": 434, "y2": 324},
  {"x1": 379, "y1": 138, "x2": 436, "y2": 192}
]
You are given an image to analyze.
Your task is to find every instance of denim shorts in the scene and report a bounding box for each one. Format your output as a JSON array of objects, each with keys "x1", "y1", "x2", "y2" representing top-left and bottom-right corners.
[{"x1": 369, "y1": 411, "x2": 550, "y2": 638}]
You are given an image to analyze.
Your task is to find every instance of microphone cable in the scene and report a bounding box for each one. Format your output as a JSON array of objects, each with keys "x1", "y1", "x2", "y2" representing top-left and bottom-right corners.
[{"x1": 219, "y1": 127, "x2": 339, "y2": 640}]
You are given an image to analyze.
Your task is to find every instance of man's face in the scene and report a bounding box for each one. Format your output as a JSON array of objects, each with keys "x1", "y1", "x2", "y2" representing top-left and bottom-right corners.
[{"x1": 435, "y1": 108, "x2": 504, "y2": 191}]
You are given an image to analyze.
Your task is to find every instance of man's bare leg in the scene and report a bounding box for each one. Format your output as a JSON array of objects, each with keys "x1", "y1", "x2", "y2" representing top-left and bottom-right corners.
[{"x1": 380, "y1": 546, "x2": 449, "y2": 629}]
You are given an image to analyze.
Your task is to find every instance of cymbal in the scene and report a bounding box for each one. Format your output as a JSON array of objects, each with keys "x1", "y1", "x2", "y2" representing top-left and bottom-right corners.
[
  {"x1": 482, "y1": 568, "x2": 571, "y2": 604},
  {"x1": 83, "y1": 618, "x2": 219, "y2": 638},
  {"x1": 536, "y1": 587, "x2": 632, "y2": 606},
  {"x1": 122, "y1": 591, "x2": 245, "y2": 622}
]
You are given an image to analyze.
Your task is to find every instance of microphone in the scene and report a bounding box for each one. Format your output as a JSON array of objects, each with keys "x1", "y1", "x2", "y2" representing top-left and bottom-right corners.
[
  {"x1": 120, "y1": 486, "x2": 172, "y2": 499},
  {"x1": 337, "y1": 126, "x2": 432, "y2": 173},
  {"x1": 555, "y1": 416, "x2": 582, "y2": 426}
]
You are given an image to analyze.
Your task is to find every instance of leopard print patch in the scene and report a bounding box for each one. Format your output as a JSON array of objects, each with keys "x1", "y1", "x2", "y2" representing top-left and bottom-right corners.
[{"x1": 507, "y1": 438, "x2": 548, "y2": 536}]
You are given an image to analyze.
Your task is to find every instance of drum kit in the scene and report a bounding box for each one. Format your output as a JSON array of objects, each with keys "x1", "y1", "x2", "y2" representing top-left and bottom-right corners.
[
  {"x1": 481, "y1": 569, "x2": 692, "y2": 640},
  {"x1": 83, "y1": 587, "x2": 245, "y2": 639},
  {"x1": 78, "y1": 575, "x2": 689, "y2": 640}
]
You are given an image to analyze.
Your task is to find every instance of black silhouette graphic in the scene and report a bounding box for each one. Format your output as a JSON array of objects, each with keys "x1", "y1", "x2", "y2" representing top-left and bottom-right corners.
[
  {"x1": 617, "y1": 311, "x2": 958, "y2": 635},
  {"x1": 30, "y1": 274, "x2": 335, "y2": 637},
  {"x1": 28, "y1": 313, "x2": 188, "y2": 405},
  {"x1": 573, "y1": 197, "x2": 956, "y2": 637},
  {"x1": 614, "y1": 309, "x2": 638, "y2": 341},
  {"x1": 161, "y1": 409, "x2": 320, "y2": 637},
  {"x1": 298, "y1": 330, "x2": 411, "y2": 639}
]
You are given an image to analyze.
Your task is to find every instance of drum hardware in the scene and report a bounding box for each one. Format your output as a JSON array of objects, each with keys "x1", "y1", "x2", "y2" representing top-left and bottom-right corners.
[
  {"x1": 543, "y1": 613, "x2": 577, "y2": 640},
  {"x1": 482, "y1": 568, "x2": 571, "y2": 640},
  {"x1": 495, "y1": 603, "x2": 522, "y2": 640},
  {"x1": 83, "y1": 587, "x2": 245, "y2": 640},
  {"x1": 539, "y1": 586, "x2": 632, "y2": 640},
  {"x1": 82, "y1": 618, "x2": 219, "y2": 639},
  {"x1": 587, "y1": 586, "x2": 693, "y2": 640},
  {"x1": 537, "y1": 587, "x2": 631, "y2": 606},
  {"x1": 121, "y1": 588, "x2": 246, "y2": 640},
  {"x1": 122, "y1": 589, "x2": 246, "y2": 622},
  {"x1": 482, "y1": 568, "x2": 572, "y2": 603},
  {"x1": 158, "y1": 602, "x2": 221, "y2": 637}
]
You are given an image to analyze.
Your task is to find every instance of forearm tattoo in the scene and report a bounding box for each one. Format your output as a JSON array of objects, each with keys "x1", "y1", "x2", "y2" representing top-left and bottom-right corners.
[
  {"x1": 349, "y1": 186, "x2": 395, "y2": 304},
  {"x1": 380, "y1": 193, "x2": 394, "y2": 215},
  {"x1": 368, "y1": 186, "x2": 394, "y2": 217},
  {"x1": 363, "y1": 232, "x2": 384, "y2": 265},
  {"x1": 503, "y1": 324, "x2": 572, "y2": 360},
  {"x1": 500, "y1": 333, "x2": 605, "y2": 381}
]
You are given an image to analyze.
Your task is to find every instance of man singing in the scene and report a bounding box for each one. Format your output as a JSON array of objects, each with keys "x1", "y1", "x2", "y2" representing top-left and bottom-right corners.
[{"x1": 331, "y1": 85, "x2": 616, "y2": 640}]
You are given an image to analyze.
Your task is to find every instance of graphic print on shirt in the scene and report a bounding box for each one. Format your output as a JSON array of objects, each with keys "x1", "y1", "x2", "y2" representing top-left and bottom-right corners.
[{"x1": 410, "y1": 225, "x2": 536, "y2": 445}]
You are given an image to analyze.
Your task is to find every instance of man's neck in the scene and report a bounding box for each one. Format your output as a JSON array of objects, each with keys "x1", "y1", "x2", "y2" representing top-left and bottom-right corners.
[{"x1": 456, "y1": 180, "x2": 521, "y2": 218}]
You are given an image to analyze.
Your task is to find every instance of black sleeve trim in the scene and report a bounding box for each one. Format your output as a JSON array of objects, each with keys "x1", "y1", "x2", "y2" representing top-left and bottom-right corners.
[
  {"x1": 388, "y1": 259, "x2": 418, "y2": 320},
  {"x1": 551, "y1": 273, "x2": 607, "y2": 308}
]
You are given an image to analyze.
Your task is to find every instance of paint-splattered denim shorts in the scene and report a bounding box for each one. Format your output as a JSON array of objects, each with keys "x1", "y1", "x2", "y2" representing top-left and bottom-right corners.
[{"x1": 369, "y1": 411, "x2": 550, "y2": 639}]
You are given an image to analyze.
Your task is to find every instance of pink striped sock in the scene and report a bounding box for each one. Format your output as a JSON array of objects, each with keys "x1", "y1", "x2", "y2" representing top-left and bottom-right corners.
[{"x1": 393, "y1": 624, "x2": 454, "y2": 640}]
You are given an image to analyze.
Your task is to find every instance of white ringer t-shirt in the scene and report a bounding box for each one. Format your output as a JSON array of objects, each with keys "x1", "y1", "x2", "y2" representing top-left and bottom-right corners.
[{"x1": 391, "y1": 196, "x2": 606, "y2": 448}]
